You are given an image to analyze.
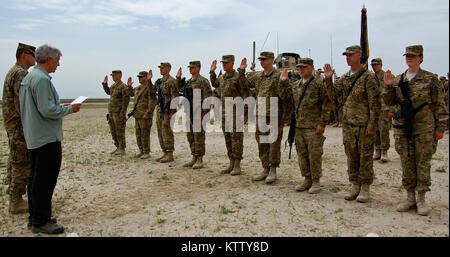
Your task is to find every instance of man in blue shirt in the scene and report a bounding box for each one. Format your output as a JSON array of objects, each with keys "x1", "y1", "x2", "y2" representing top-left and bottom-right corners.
[{"x1": 19, "y1": 44, "x2": 81, "y2": 234}]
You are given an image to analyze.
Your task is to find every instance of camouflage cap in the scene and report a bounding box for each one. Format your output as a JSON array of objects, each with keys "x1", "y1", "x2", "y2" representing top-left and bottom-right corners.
[
  {"x1": 296, "y1": 58, "x2": 314, "y2": 67},
  {"x1": 403, "y1": 45, "x2": 423, "y2": 56},
  {"x1": 137, "y1": 71, "x2": 148, "y2": 77},
  {"x1": 17, "y1": 42, "x2": 36, "y2": 54},
  {"x1": 439, "y1": 76, "x2": 447, "y2": 81},
  {"x1": 110, "y1": 70, "x2": 122, "y2": 76},
  {"x1": 342, "y1": 45, "x2": 362, "y2": 55},
  {"x1": 220, "y1": 55, "x2": 235, "y2": 63},
  {"x1": 371, "y1": 58, "x2": 382, "y2": 65},
  {"x1": 258, "y1": 51, "x2": 275, "y2": 60},
  {"x1": 188, "y1": 61, "x2": 201, "y2": 68},
  {"x1": 158, "y1": 62, "x2": 172, "y2": 68}
]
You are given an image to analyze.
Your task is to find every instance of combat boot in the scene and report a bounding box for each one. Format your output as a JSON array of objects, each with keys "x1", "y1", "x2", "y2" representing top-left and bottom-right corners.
[
  {"x1": 397, "y1": 190, "x2": 416, "y2": 212},
  {"x1": 192, "y1": 156, "x2": 204, "y2": 169},
  {"x1": 230, "y1": 159, "x2": 242, "y2": 176},
  {"x1": 308, "y1": 178, "x2": 321, "y2": 194},
  {"x1": 110, "y1": 148, "x2": 118, "y2": 155},
  {"x1": 373, "y1": 149, "x2": 381, "y2": 160},
  {"x1": 114, "y1": 148, "x2": 126, "y2": 155},
  {"x1": 140, "y1": 153, "x2": 150, "y2": 159},
  {"x1": 295, "y1": 177, "x2": 312, "y2": 191},
  {"x1": 381, "y1": 150, "x2": 389, "y2": 162},
  {"x1": 184, "y1": 156, "x2": 197, "y2": 168},
  {"x1": 220, "y1": 158, "x2": 234, "y2": 174},
  {"x1": 253, "y1": 168, "x2": 269, "y2": 181},
  {"x1": 160, "y1": 151, "x2": 174, "y2": 163},
  {"x1": 156, "y1": 152, "x2": 167, "y2": 162},
  {"x1": 9, "y1": 192, "x2": 28, "y2": 214},
  {"x1": 345, "y1": 183, "x2": 361, "y2": 201},
  {"x1": 416, "y1": 192, "x2": 431, "y2": 216},
  {"x1": 356, "y1": 184, "x2": 370, "y2": 203},
  {"x1": 265, "y1": 167, "x2": 277, "y2": 184},
  {"x1": 135, "y1": 152, "x2": 144, "y2": 158}
]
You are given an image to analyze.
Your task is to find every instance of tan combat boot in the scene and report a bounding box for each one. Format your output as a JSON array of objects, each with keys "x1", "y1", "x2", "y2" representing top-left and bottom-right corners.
[
  {"x1": 220, "y1": 158, "x2": 234, "y2": 174},
  {"x1": 380, "y1": 150, "x2": 389, "y2": 162},
  {"x1": 114, "y1": 148, "x2": 126, "y2": 155},
  {"x1": 345, "y1": 183, "x2": 361, "y2": 201},
  {"x1": 184, "y1": 156, "x2": 197, "y2": 168},
  {"x1": 397, "y1": 190, "x2": 416, "y2": 212},
  {"x1": 156, "y1": 152, "x2": 167, "y2": 162},
  {"x1": 9, "y1": 193, "x2": 28, "y2": 214},
  {"x1": 135, "y1": 152, "x2": 144, "y2": 158},
  {"x1": 192, "y1": 156, "x2": 204, "y2": 169},
  {"x1": 265, "y1": 167, "x2": 277, "y2": 184},
  {"x1": 416, "y1": 192, "x2": 431, "y2": 216},
  {"x1": 295, "y1": 177, "x2": 312, "y2": 191},
  {"x1": 253, "y1": 168, "x2": 269, "y2": 181},
  {"x1": 160, "y1": 151, "x2": 174, "y2": 163},
  {"x1": 308, "y1": 178, "x2": 321, "y2": 194},
  {"x1": 230, "y1": 159, "x2": 242, "y2": 176},
  {"x1": 140, "y1": 153, "x2": 151, "y2": 159},
  {"x1": 356, "y1": 184, "x2": 370, "y2": 203},
  {"x1": 110, "y1": 148, "x2": 118, "y2": 154},
  {"x1": 373, "y1": 149, "x2": 381, "y2": 160}
]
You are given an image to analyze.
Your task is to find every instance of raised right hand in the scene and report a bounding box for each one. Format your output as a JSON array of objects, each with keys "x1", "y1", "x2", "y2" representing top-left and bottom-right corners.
[
  {"x1": 147, "y1": 69, "x2": 153, "y2": 81},
  {"x1": 210, "y1": 60, "x2": 217, "y2": 72},
  {"x1": 384, "y1": 70, "x2": 395, "y2": 85},
  {"x1": 240, "y1": 58, "x2": 247, "y2": 70},
  {"x1": 177, "y1": 67, "x2": 182, "y2": 78},
  {"x1": 103, "y1": 75, "x2": 108, "y2": 84},
  {"x1": 323, "y1": 64, "x2": 335, "y2": 79}
]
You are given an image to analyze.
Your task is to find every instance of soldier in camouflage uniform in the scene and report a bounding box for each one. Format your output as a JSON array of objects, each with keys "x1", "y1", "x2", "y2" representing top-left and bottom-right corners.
[
  {"x1": 2, "y1": 43, "x2": 36, "y2": 214},
  {"x1": 383, "y1": 45, "x2": 448, "y2": 216},
  {"x1": 210, "y1": 55, "x2": 249, "y2": 175},
  {"x1": 239, "y1": 52, "x2": 293, "y2": 184},
  {"x1": 128, "y1": 71, "x2": 157, "y2": 159},
  {"x1": 151, "y1": 62, "x2": 179, "y2": 163},
  {"x1": 371, "y1": 58, "x2": 394, "y2": 162},
  {"x1": 291, "y1": 58, "x2": 332, "y2": 194},
  {"x1": 324, "y1": 45, "x2": 381, "y2": 203},
  {"x1": 177, "y1": 61, "x2": 213, "y2": 169},
  {"x1": 102, "y1": 70, "x2": 132, "y2": 155},
  {"x1": 440, "y1": 75, "x2": 449, "y2": 117}
]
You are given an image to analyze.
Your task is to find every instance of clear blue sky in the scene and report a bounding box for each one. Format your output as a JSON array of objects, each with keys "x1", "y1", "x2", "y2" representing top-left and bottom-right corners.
[{"x1": 1, "y1": 0, "x2": 448, "y2": 98}]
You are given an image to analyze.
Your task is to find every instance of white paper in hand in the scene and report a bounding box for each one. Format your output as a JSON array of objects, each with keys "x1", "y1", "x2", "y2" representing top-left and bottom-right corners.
[{"x1": 71, "y1": 96, "x2": 88, "y2": 104}]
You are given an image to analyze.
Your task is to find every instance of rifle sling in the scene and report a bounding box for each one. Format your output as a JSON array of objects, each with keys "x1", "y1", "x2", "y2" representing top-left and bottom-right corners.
[
  {"x1": 345, "y1": 69, "x2": 367, "y2": 102},
  {"x1": 294, "y1": 77, "x2": 315, "y2": 115}
]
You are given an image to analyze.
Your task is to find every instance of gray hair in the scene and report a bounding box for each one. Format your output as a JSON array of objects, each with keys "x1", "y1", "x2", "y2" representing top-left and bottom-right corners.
[{"x1": 35, "y1": 44, "x2": 62, "y2": 63}]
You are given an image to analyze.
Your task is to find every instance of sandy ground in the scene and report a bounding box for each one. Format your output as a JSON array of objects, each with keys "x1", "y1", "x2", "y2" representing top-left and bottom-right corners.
[{"x1": 0, "y1": 105, "x2": 448, "y2": 237}]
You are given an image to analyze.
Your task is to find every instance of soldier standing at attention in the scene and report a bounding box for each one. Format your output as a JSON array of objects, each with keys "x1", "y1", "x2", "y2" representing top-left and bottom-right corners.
[
  {"x1": 371, "y1": 58, "x2": 394, "y2": 162},
  {"x1": 239, "y1": 52, "x2": 292, "y2": 184},
  {"x1": 210, "y1": 55, "x2": 249, "y2": 176},
  {"x1": 102, "y1": 70, "x2": 132, "y2": 155},
  {"x1": 383, "y1": 45, "x2": 448, "y2": 216},
  {"x1": 177, "y1": 61, "x2": 213, "y2": 169},
  {"x1": 324, "y1": 45, "x2": 381, "y2": 203},
  {"x1": 152, "y1": 62, "x2": 178, "y2": 163},
  {"x1": 128, "y1": 71, "x2": 157, "y2": 159},
  {"x1": 2, "y1": 43, "x2": 36, "y2": 214},
  {"x1": 292, "y1": 58, "x2": 332, "y2": 194}
]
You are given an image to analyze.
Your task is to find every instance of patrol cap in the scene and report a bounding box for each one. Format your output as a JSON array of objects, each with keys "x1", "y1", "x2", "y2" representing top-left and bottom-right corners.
[
  {"x1": 258, "y1": 51, "x2": 275, "y2": 60},
  {"x1": 158, "y1": 62, "x2": 172, "y2": 68},
  {"x1": 342, "y1": 45, "x2": 362, "y2": 55},
  {"x1": 439, "y1": 76, "x2": 447, "y2": 81},
  {"x1": 220, "y1": 55, "x2": 235, "y2": 63},
  {"x1": 296, "y1": 58, "x2": 314, "y2": 67},
  {"x1": 403, "y1": 45, "x2": 423, "y2": 56},
  {"x1": 371, "y1": 58, "x2": 382, "y2": 65},
  {"x1": 17, "y1": 42, "x2": 36, "y2": 55},
  {"x1": 137, "y1": 71, "x2": 148, "y2": 77},
  {"x1": 188, "y1": 61, "x2": 201, "y2": 68},
  {"x1": 110, "y1": 70, "x2": 122, "y2": 76}
]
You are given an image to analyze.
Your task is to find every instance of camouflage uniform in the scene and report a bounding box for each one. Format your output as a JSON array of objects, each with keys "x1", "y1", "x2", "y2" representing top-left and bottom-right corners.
[
  {"x1": 292, "y1": 61, "x2": 332, "y2": 181},
  {"x1": 177, "y1": 62, "x2": 212, "y2": 158},
  {"x1": 102, "y1": 70, "x2": 131, "y2": 150},
  {"x1": 152, "y1": 63, "x2": 179, "y2": 154},
  {"x1": 239, "y1": 52, "x2": 293, "y2": 170},
  {"x1": 2, "y1": 43, "x2": 35, "y2": 200},
  {"x1": 374, "y1": 69, "x2": 394, "y2": 152},
  {"x1": 382, "y1": 68, "x2": 448, "y2": 193},
  {"x1": 210, "y1": 56, "x2": 249, "y2": 161},
  {"x1": 325, "y1": 47, "x2": 381, "y2": 187},
  {"x1": 130, "y1": 71, "x2": 157, "y2": 155}
]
